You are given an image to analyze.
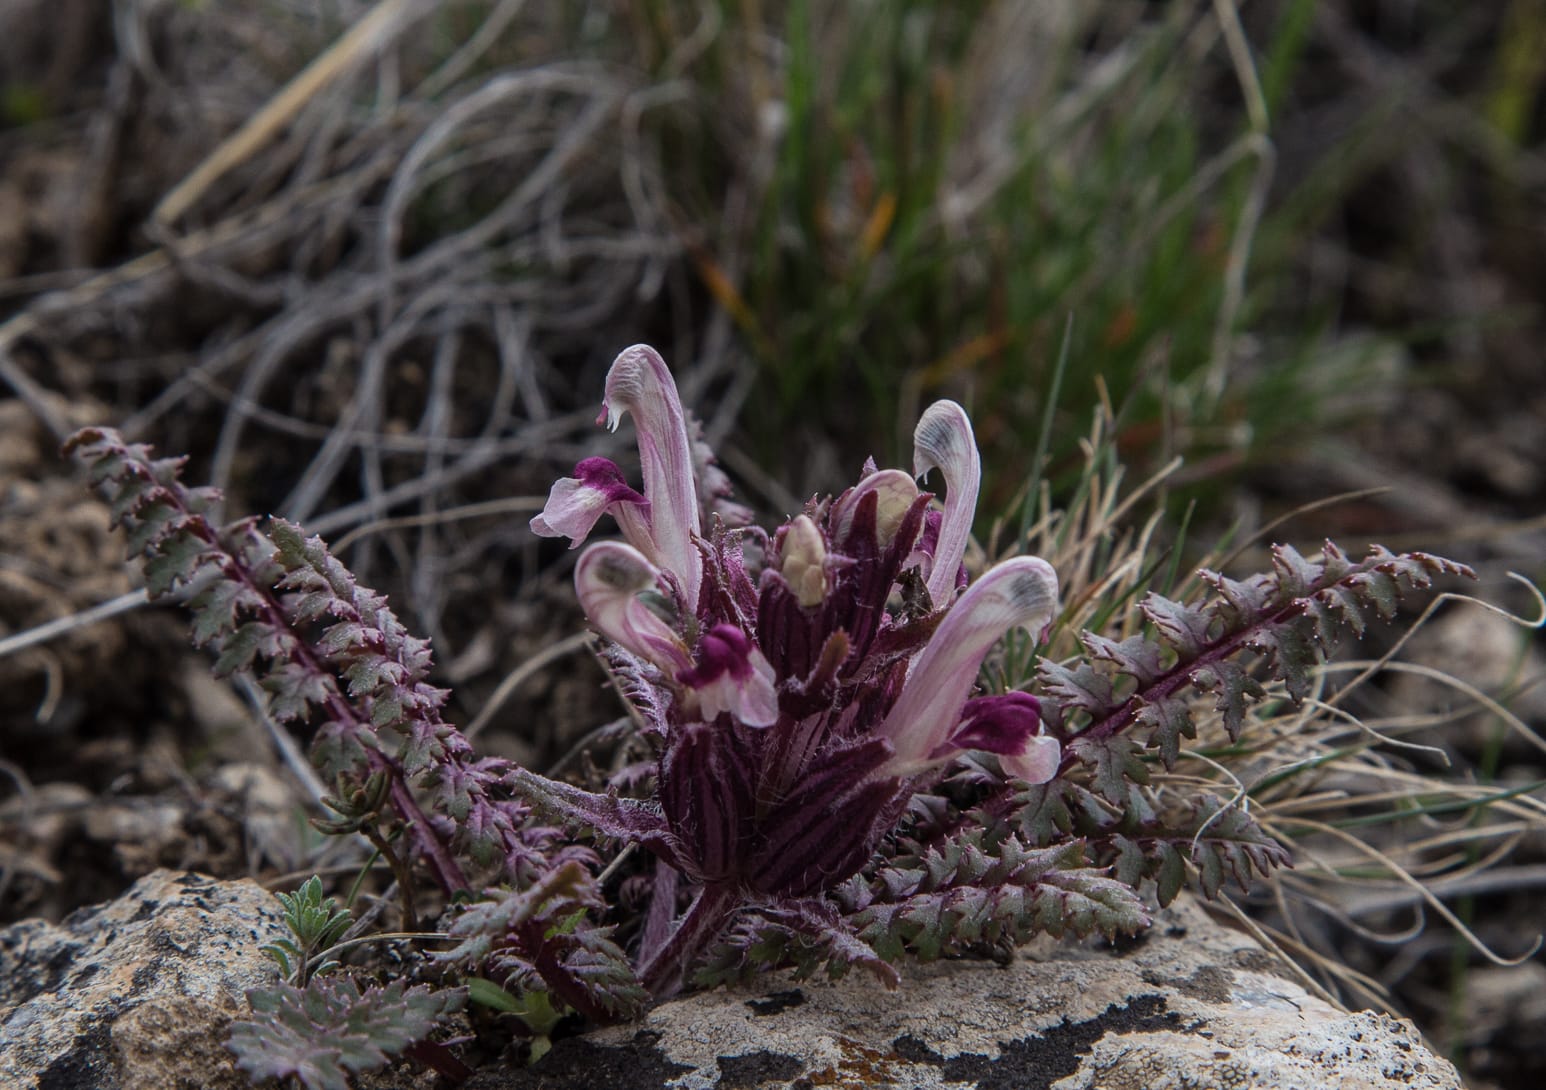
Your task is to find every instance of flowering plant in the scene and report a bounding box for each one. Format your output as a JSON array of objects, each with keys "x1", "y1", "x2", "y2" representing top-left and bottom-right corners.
[
  {"x1": 525, "y1": 346, "x2": 1070, "y2": 993},
  {"x1": 517, "y1": 345, "x2": 1469, "y2": 997},
  {"x1": 68, "y1": 344, "x2": 1471, "y2": 1081}
]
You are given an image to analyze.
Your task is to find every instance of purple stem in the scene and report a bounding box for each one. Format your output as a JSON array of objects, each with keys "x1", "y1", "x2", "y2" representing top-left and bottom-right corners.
[
  {"x1": 637, "y1": 882, "x2": 740, "y2": 999},
  {"x1": 1055, "y1": 597, "x2": 1310, "y2": 765},
  {"x1": 637, "y1": 858, "x2": 681, "y2": 967}
]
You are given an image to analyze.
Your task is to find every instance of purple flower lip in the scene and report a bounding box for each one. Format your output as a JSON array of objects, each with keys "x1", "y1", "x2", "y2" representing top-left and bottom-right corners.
[
  {"x1": 877, "y1": 555, "x2": 1061, "y2": 780},
  {"x1": 530, "y1": 457, "x2": 649, "y2": 548},
  {"x1": 532, "y1": 345, "x2": 705, "y2": 611},
  {"x1": 945, "y1": 692, "x2": 1060, "y2": 783},
  {"x1": 676, "y1": 623, "x2": 779, "y2": 728}
]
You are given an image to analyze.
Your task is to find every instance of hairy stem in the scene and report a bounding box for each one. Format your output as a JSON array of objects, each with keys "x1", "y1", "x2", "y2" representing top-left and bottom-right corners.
[
  {"x1": 638, "y1": 883, "x2": 740, "y2": 999},
  {"x1": 1058, "y1": 599, "x2": 1307, "y2": 767}
]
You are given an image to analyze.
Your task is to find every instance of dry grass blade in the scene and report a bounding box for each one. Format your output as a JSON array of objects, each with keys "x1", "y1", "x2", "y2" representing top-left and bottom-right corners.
[{"x1": 153, "y1": 0, "x2": 426, "y2": 226}]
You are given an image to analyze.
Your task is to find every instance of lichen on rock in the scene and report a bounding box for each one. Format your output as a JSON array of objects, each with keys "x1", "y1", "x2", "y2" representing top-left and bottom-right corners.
[{"x1": 0, "y1": 869, "x2": 287, "y2": 1090}]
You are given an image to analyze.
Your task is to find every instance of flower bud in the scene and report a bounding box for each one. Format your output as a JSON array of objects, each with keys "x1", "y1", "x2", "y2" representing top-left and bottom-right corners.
[
  {"x1": 780, "y1": 515, "x2": 828, "y2": 608},
  {"x1": 832, "y1": 468, "x2": 920, "y2": 549}
]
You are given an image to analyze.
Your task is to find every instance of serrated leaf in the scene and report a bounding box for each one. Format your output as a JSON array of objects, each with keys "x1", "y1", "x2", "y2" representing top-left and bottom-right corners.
[
  {"x1": 268, "y1": 519, "x2": 311, "y2": 567},
  {"x1": 107, "y1": 476, "x2": 153, "y2": 525},
  {"x1": 557, "y1": 925, "x2": 649, "y2": 1017},
  {"x1": 1194, "y1": 844, "x2": 1227, "y2": 899},
  {"x1": 84, "y1": 448, "x2": 125, "y2": 485},
  {"x1": 1316, "y1": 584, "x2": 1368, "y2": 638},
  {"x1": 1347, "y1": 568, "x2": 1401, "y2": 620},
  {"x1": 319, "y1": 622, "x2": 370, "y2": 656},
  {"x1": 214, "y1": 621, "x2": 276, "y2": 677},
  {"x1": 1132, "y1": 694, "x2": 1194, "y2": 768},
  {"x1": 1270, "y1": 543, "x2": 1323, "y2": 599},
  {"x1": 1080, "y1": 633, "x2": 1168, "y2": 685},
  {"x1": 1037, "y1": 660, "x2": 1116, "y2": 715},
  {"x1": 1070, "y1": 734, "x2": 1150, "y2": 803},
  {"x1": 189, "y1": 578, "x2": 251, "y2": 646},
  {"x1": 264, "y1": 664, "x2": 337, "y2": 723},
  {"x1": 1110, "y1": 834, "x2": 1146, "y2": 888},
  {"x1": 143, "y1": 533, "x2": 210, "y2": 597},
  {"x1": 1318, "y1": 539, "x2": 1352, "y2": 582},
  {"x1": 1188, "y1": 660, "x2": 1266, "y2": 741},
  {"x1": 1138, "y1": 593, "x2": 1213, "y2": 657},
  {"x1": 1008, "y1": 781, "x2": 1075, "y2": 845},
  {"x1": 1252, "y1": 622, "x2": 1317, "y2": 702},
  {"x1": 1155, "y1": 845, "x2": 1187, "y2": 906},
  {"x1": 228, "y1": 978, "x2": 462, "y2": 1090},
  {"x1": 310, "y1": 720, "x2": 372, "y2": 780},
  {"x1": 1198, "y1": 569, "x2": 1272, "y2": 627},
  {"x1": 125, "y1": 502, "x2": 180, "y2": 555},
  {"x1": 346, "y1": 657, "x2": 409, "y2": 698}
]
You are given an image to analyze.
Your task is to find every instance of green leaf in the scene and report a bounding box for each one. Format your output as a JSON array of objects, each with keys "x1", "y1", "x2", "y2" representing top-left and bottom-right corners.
[
  {"x1": 466, "y1": 977, "x2": 523, "y2": 1013},
  {"x1": 1155, "y1": 846, "x2": 1187, "y2": 906},
  {"x1": 214, "y1": 620, "x2": 278, "y2": 677},
  {"x1": 143, "y1": 532, "x2": 209, "y2": 597},
  {"x1": 228, "y1": 978, "x2": 462, "y2": 1090},
  {"x1": 1189, "y1": 660, "x2": 1266, "y2": 741},
  {"x1": 1072, "y1": 734, "x2": 1150, "y2": 803},
  {"x1": 1133, "y1": 693, "x2": 1194, "y2": 768},
  {"x1": 1138, "y1": 594, "x2": 1213, "y2": 657},
  {"x1": 1269, "y1": 542, "x2": 1322, "y2": 599}
]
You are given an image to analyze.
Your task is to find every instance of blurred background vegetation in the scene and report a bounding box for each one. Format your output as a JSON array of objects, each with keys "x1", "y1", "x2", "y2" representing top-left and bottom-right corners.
[{"x1": 1, "y1": 2, "x2": 1543, "y2": 1086}]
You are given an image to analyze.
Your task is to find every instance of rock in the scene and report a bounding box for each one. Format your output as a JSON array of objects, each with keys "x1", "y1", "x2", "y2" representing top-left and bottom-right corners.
[
  {"x1": 0, "y1": 869, "x2": 287, "y2": 1090},
  {"x1": 467, "y1": 899, "x2": 1461, "y2": 1090}
]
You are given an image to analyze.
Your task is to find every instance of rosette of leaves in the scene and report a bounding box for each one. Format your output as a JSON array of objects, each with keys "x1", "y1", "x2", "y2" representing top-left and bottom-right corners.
[
  {"x1": 231, "y1": 875, "x2": 464, "y2": 1089},
  {"x1": 262, "y1": 875, "x2": 354, "y2": 985},
  {"x1": 229, "y1": 977, "x2": 464, "y2": 1090}
]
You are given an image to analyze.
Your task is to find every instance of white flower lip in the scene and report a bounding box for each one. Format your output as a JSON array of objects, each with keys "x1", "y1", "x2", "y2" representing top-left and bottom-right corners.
[
  {"x1": 575, "y1": 541, "x2": 692, "y2": 676},
  {"x1": 530, "y1": 457, "x2": 648, "y2": 548},
  {"x1": 681, "y1": 625, "x2": 780, "y2": 728}
]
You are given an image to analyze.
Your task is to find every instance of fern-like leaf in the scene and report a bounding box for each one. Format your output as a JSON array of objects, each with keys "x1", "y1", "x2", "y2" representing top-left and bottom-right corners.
[
  {"x1": 1040, "y1": 539, "x2": 1472, "y2": 805},
  {"x1": 1099, "y1": 795, "x2": 1291, "y2": 905},
  {"x1": 436, "y1": 861, "x2": 646, "y2": 1023},
  {"x1": 228, "y1": 978, "x2": 462, "y2": 1090}
]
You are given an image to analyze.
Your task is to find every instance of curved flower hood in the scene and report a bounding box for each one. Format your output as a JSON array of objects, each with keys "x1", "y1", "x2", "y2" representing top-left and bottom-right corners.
[{"x1": 531, "y1": 345, "x2": 1062, "y2": 905}]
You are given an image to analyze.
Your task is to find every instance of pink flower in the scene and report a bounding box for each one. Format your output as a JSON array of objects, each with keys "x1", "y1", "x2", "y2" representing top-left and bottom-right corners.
[
  {"x1": 530, "y1": 345, "x2": 1063, "y2": 909},
  {"x1": 533, "y1": 345, "x2": 703, "y2": 610},
  {"x1": 676, "y1": 624, "x2": 779, "y2": 728},
  {"x1": 876, "y1": 556, "x2": 1060, "y2": 780}
]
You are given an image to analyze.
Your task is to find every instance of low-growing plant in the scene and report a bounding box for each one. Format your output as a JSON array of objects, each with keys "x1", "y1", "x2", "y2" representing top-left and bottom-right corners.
[{"x1": 67, "y1": 344, "x2": 1483, "y2": 1085}]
